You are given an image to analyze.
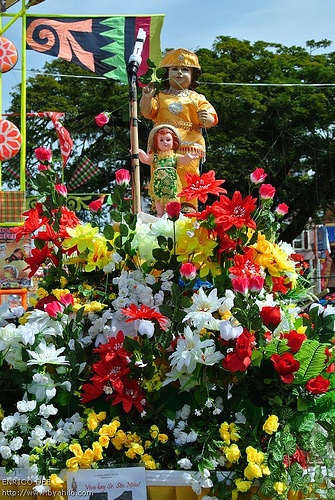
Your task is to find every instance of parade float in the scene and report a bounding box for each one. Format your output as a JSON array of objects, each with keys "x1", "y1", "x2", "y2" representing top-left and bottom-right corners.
[{"x1": 0, "y1": 150, "x2": 333, "y2": 500}]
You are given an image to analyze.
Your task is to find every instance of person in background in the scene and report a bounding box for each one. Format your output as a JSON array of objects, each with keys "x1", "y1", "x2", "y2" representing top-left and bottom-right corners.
[
  {"x1": 138, "y1": 124, "x2": 199, "y2": 217},
  {"x1": 140, "y1": 48, "x2": 218, "y2": 211}
]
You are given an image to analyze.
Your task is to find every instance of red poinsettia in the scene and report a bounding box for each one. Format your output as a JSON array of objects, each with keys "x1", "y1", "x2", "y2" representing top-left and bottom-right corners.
[
  {"x1": 24, "y1": 245, "x2": 59, "y2": 278},
  {"x1": 210, "y1": 191, "x2": 257, "y2": 232},
  {"x1": 121, "y1": 304, "x2": 169, "y2": 331},
  {"x1": 11, "y1": 205, "x2": 49, "y2": 242},
  {"x1": 178, "y1": 170, "x2": 227, "y2": 204},
  {"x1": 111, "y1": 378, "x2": 146, "y2": 414},
  {"x1": 271, "y1": 352, "x2": 300, "y2": 384}
]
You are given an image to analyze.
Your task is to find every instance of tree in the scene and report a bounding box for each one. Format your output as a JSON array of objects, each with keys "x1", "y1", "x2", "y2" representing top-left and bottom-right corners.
[{"x1": 6, "y1": 37, "x2": 335, "y2": 241}]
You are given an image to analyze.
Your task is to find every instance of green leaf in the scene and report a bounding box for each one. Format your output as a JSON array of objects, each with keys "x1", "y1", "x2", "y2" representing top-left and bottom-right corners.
[
  {"x1": 103, "y1": 224, "x2": 115, "y2": 240},
  {"x1": 294, "y1": 340, "x2": 327, "y2": 381}
]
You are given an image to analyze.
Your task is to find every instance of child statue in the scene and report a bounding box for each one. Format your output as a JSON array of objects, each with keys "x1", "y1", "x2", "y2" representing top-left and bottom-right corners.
[{"x1": 140, "y1": 48, "x2": 218, "y2": 210}]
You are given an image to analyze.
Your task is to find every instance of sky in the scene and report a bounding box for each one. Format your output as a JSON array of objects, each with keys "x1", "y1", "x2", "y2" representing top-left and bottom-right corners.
[{"x1": 1, "y1": 0, "x2": 335, "y2": 110}]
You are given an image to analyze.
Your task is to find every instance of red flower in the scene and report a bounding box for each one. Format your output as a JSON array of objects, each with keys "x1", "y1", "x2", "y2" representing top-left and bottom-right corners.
[
  {"x1": 115, "y1": 168, "x2": 131, "y2": 186},
  {"x1": 24, "y1": 245, "x2": 59, "y2": 278},
  {"x1": 305, "y1": 375, "x2": 330, "y2": 395},
  {"x1": 11, "y1": 206, "x2": 49, "y2": 242},
  {"x1": 211, "y1": 191, "x2": 257, "y2": 232},
  {"x1": 178, "y1": 170, "x2": 226, "y2": 204},
  {"x1": 271, "y1": 352, "x2": 300, "y2": 384},
  {"x1": 275, "y1": 203, "x2": 289, "y2": 216},
  {"x1": 250, "y1": 167, "x2": 267, "y2": 184},
  {"x1": 95, "y1": 112, "x2": 110, "y2": 127},
  {"x1": 34, "y1": 146, "x2": 52, "y2": 163},
  {"x1": 111, "y1": 378, "x2": 146, "y2": 414},
  {"x1": 283, "y1": 330, "x2": 307, "y2": 353},
  {"x1": 260, "y1": 305, "x2": 281, "y2": 330},
  {"x1": 58, "y1": 206, "x2": 80, "y2": 238},
  {"x1": 121, "y1": 304, "x2": 169, "y2": 331},
  {"x1": 259, "y1": 183, "x2": 276, "y2": 200},
  {"x1": 222, "y1": 330, "x2": 255, "y2": 372},
  {"x1": 89, "y1": 196, "x2": 105, "y2": 213},
  {"x1": 81, "y1": 379, "x2": 105, "y2": 404},
  {"x1": 271, "y1": 276, "x2": 289, "y2": 294},
  {"x1": 55, "y1": 184, "x2": 68, "y2": 197},
  {"x1": 166, "y1": 201, "x2": 181, "y2": 220},
  {"x1": 44, "y1": 300, "x2": 64, "y2": 318},
  {"x1": 231, "y1": 276, "x2": 249, "y2": 295}
]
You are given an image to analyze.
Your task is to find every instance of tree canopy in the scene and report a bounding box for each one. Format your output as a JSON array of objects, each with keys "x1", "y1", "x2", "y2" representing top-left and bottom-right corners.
[{"x1": 5, "y1": 36, "x2": 335, "y2": 241}]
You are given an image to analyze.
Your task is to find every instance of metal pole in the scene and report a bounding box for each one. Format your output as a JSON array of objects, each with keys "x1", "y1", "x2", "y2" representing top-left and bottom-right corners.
[{"x1": 127, "y1": 28, "x2": 146, "y2": 214}]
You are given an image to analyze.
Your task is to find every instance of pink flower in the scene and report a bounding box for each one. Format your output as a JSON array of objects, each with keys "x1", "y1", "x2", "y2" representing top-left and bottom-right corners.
[
  {"x1": 89, "y1": 196, "x2": 105, "y2": 213},
  {"x1": 259, "y1": 183, "x2": 276, "y2": 200},
  {"x1": 95, "y1": 112, "x2": 110, "y2": 127},
  {"x1": 55, "y1": 184, "x2": 68, "y2": 196},
  {"x1": 34, "y1": 147, "x2": 52, "y2": 164},
  {"x1": 180, "y1": 262, "x2": 197, "y2": 280},
  {"x1": 248, "y1": 275, "x2": 264, "y2": 292},
  {"x1": 275, "y1": 203, "x2": 289, "y2": 216},
  {"x1": 250, "y1": 167, "x2": 267, "y2": 184},
  {"x1": 115, "y1": 168, "x2": 131, "y2": 186},
  {"x1": 166, "y1": 201, "x2": 181, "y2": 220},
  {"x1": 44, "y1": 300, "x2": 64, "y2": 318},
  {"x1": 59, "y1": 293, "x2": 74, "y2": 308},
  {"x1": 232, "y1": 276, "x2": 249, "y2": 295}
]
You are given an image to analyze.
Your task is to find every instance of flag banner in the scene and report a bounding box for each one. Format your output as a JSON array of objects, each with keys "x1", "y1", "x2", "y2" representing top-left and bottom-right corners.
[
  {"x1": 67, "y1": 155, "x2": 100, "y2": 192},
  {"x1": 27, "y1": 111, "x2": 73, "y2": 167},
  {"x1": 26, "y1": 15, "x2": 164, "y2": 85}
]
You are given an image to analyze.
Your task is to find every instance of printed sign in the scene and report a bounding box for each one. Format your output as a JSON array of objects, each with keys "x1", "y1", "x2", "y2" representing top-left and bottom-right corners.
[
  {"x1": 0, "y1": 227, "x2": 31, "y2": 288},
  {"x1": 68, "y1": 468, "x2": 147, "y2": 500}
]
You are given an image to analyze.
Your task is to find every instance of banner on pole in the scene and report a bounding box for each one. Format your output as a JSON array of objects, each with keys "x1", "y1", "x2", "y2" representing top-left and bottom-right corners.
[{"x1": 26, "y1": 15, "x2": 164, "y2": 85}]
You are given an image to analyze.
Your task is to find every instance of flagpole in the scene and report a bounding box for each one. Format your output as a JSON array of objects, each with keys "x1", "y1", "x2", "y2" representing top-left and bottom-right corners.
[{"x1": 127, "y1": 28, "x2": 146, "y2": 215}]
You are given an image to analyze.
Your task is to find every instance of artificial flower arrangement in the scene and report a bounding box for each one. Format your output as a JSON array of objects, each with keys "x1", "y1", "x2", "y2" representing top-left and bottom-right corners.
[{"x1": 0, "y1": 148, "x2": 334, "y2": 500}]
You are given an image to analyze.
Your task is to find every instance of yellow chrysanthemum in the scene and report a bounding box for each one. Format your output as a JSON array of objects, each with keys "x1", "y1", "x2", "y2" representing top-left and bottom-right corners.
[{"x1": 251, "y1": 233, "x2": 295, "y2": 278}]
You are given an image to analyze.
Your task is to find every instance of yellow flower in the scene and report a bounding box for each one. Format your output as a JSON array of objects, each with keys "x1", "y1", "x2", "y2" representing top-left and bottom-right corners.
[
  {"x1": 231, "y1": 489, "x2": 239, "y2": 500},
  {"x1": 111, "y1": 430, "x2": 127, "y2": 450},
  {"x1": 246, "y1": 446, "x2": 264, "y2": 464},
  {"x1": 49, "y1": 474, "x2": 65, "y2": 490},
  {"x1": 99, "y1": 421, "x2": 121, "y2": 437},
  {"x1": 149, "y1": 425, "x2": 159, "y2": 439},
  {"x1": 225, "y1": 444, "x2": 241, "y2": 463},
  {"x1": 244, "y1": 463, "x2": 262, "y2": 480},
  {"x1": 273, "y1": 482, "x2": 286, "y2": 495},
  {"x1": 36, "y1": 287, "x2": 49, "y2": 299},
  {"x1": 69, "y1": 443, "x2": 83, "y2": 458},
  {"x1": 79, "y1": 449, "x2": 95, "y2": 468},
  {"x1": 92, "y1": 441, "x2": 103, "y2": 461},
  {"x1": 263, "y1": 415, "x2": 279, "y2": 435},
  {"x1": 66, "y1": 457, "x2": 79, "y2": 470},
  {"x1": 261, "y1": 465, "x2": 271, "y2": 476},
  {"x1": 235, "y1": 478, "x2": 252, "y2": 493},
  {"x1": 51, "y1": 288, "x2": 70, "y2": 300},
  {"x1": 158, "y1": 433, "x2": 169, "y2": 443},
  {"x1": 219, "y1": 422, "x2": 230, "y2": 443},
  {"x1": 229, "y1": 423, "x2": 240, "y2": 442},
  {"x1": 98, "y1": 435, "x2": 110, "y2": 448},
  {"x1": 87, "y1": 414, "x2": 99, "y2": 431},
  {"x1": 59, "y1": 276, "x2": 68, "y2": 288},
  {"x1": 140, "y1": 454, "x2": 158, "y2": 470},
  {"x1": 62, "y1": 223, "x2": 100, "y2": 253}
]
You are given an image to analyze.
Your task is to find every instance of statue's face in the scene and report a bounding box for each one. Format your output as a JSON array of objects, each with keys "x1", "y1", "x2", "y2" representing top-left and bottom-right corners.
[{"x1": 168, "y1": 66, "x2": 192, "y2": 90}]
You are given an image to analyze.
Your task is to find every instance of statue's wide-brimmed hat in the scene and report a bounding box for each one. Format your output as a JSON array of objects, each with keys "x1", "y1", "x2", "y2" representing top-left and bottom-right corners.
[
  {"x1": 160, "y1": 48, "x2": 201, "y2": 70},
  {"x1": 148, "y1": 124, "x2": 182, "y2": 150}
]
